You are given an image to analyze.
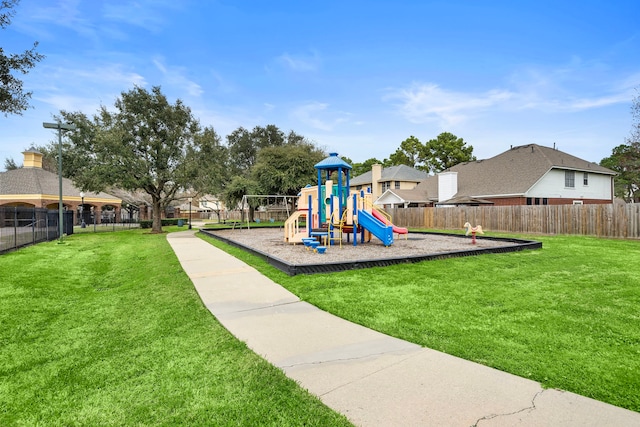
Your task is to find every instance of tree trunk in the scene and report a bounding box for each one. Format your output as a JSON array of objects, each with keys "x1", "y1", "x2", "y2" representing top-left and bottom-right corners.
[{"x1": 152, "y1": 197, "x2": 163, "y2": 233}]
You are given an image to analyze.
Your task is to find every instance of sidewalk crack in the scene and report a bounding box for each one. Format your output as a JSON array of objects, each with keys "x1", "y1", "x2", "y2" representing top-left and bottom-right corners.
[
  {"x1": 471, "y1": 389, "x2": 545, "y2": 427},
  {"x1": 230, "y1": 299, "x2": 301, "y2": 314},
  {"x1": 281, "y1": 348, "x2": 425, "y2": 397}
]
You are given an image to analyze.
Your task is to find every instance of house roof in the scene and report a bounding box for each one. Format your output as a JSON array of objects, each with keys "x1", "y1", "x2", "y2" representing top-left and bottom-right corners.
[
  {"x1": 436, "y1": 196, "x2": 494, "y2": 206},
  {"x1": 373, "y1": 144, "x2": 615, "y2": 204},
  {"x1": 0, "y1": 167, "x2": 120, "y2": 201},
  {"x1": 415, "y1": 144, "x2": 614, "y2": 200},
  {"x1": 375, "y1": 187, "x2": 433, "y2": 205},
  {"x1": 350, "y1": 164, "x2": 428, "y2": 186}
]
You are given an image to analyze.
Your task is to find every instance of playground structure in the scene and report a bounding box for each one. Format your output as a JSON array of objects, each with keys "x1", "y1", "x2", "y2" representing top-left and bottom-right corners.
[{"x1": 284, "y1": 153, "x2": 408, "y2": 247}]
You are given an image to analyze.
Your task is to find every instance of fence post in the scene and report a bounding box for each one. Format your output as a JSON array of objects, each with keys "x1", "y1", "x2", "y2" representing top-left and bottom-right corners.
[
  {"x1": 13, "y1": 206, "x2": 17, "y2": 251},
  {"x1": 32, "y1": 207, "x2": 36, "y2": 245}
]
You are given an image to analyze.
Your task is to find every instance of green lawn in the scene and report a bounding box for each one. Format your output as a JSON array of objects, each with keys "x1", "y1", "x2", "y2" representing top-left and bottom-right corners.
[
  {"x1": 0, "y1": 229, "x2": 352, "y2": 426},
  {"x1": 199, "y1": 232, "x2": 640, "y2": 413}
]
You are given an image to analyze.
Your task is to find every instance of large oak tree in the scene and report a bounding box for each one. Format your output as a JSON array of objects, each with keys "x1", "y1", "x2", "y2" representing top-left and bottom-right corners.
[{"x1": 60, "y1": 86, "x2": 226, "y2": 233}]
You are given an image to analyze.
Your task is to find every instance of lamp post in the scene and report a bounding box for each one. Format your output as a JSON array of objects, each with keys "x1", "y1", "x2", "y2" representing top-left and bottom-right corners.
[
  {"x1": 188, "y1": 197, "x2": 192, "y2": 229},
  {"x1": 43, "y1": 121, "x2": 76, "y2": 243},
  {"x1": 80, "y1": 192, "x2": 86, "y2": 228}
]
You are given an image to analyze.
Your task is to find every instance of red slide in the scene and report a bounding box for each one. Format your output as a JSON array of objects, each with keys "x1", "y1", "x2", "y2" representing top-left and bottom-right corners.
[{"x1": 371, "y1": 209, "x2": 408, "y2": 234}]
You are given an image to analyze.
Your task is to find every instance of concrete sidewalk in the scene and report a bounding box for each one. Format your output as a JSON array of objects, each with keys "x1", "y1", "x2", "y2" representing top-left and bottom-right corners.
[{"x1": 167, "y1": 230, "x2": 639, "y2": 426}]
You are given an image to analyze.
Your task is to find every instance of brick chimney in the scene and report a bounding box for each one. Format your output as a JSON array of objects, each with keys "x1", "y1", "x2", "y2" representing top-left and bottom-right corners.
[{"x1": 371, "y1": 163, "x2": 383, "y2": 200}]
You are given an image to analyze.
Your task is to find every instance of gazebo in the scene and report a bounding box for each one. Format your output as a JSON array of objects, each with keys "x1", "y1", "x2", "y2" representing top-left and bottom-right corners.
[{"x1": 0, "y1": 149, "x2": 122, "y2": 224}]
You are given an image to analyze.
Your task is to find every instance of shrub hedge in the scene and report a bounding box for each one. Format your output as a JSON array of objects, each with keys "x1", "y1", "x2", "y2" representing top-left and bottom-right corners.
[{"x1": 140, "y1": 218, "x2": 182, "y2": 229}]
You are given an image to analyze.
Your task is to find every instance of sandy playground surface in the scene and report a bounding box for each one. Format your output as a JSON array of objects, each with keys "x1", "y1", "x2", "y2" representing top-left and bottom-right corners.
[{"x1": 204, "y1": 227, "x2": 515, "y2": 266}]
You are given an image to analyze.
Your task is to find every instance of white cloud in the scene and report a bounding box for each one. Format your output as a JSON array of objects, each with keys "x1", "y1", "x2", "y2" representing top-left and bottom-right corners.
[
  {"x1": 26, "y1": 62, "x2": 147, "y2": 113},
  {"x1": 276, "y1": 51, "x2": 321, "y2": 72},
  {"x1": 102, "y1": 0, "x2": 180, "y2": 33},
  {"x1": 388, "y1": 64, "x2": 640, "y2": 126},
  {"x1": 506, "y1": 62, "x2": 640, "y2": 112},
  {"x1": 153, "y1": 58, "x2": 203, "y2": 97},
  {"x1": 208, "y1": 70, "x2": 236, "y2": 94},
  {"x1": 16, "y1": 0, "x2": 180, "y2": 42},
  {"x1": 387, "y1": 83, "x2": 513, "y2": 126},
  {"x1": 290, "y1": 101, "x2": 350, "y2": 131},
  {"x1": 19, "y1": 0, "x2": 98, "y2": 41},
  {"x1": 35, "y1": 94, "x2": 102, "y2": 113},
  {"x1": 562, "y1": 93, "x2": 633, "y2": 111},
  {"x1": 73, "y1": 64, "x2": 147, "y2": 88}
]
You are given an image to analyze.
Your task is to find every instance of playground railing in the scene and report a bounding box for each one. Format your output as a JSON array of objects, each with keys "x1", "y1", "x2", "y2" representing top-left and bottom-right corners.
[{"x1": 362, "y1": 199, "x2": 393, "y2": 225}]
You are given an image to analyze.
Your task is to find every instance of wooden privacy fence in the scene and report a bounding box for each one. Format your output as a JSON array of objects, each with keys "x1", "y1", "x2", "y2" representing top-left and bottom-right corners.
[{"x1": 388, "y1": 204, "x2": 640, "y2": 238}]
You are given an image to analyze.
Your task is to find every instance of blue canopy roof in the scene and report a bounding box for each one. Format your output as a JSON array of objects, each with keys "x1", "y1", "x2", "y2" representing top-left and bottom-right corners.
[{"x1": 314, "y1": 152, "x2": 352, "y2": 170}]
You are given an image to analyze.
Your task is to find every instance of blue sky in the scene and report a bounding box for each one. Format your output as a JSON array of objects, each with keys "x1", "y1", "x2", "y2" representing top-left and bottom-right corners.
[{"x1": 2, "y1": 0, "x2": 639, "y2": 170}]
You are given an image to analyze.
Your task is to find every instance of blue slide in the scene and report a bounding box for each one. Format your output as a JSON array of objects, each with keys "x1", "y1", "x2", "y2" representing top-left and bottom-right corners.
[{"x1": 357, "y1": 209, "x2": 394, "y2": 246}]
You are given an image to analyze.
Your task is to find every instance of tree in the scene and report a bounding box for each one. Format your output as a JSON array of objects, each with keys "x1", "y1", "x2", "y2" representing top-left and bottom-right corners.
[
  {"x1": 600, "y1": 143, "x2": 640, "y2": 202},
  {"x1": 1, "y1": 0, "x2": 44, "y2": 115},
  {"x1": 226, "y1": 127, "x2": 254, "y2": 175},
  {"x1": 251, "y1": 142, "x2": 325, "y2": 197},
  {"x1": 252, "y1": 124, "x2": 286, "y2": 147},
  {"x1": 226, "y1": 124, "x2": 289, "y2": 176},
  {"x1": 37, "y1": 110, "x2": 99, "y2": 177},
  {"x1": 388, "y1": 136, "x2": 427, "y2": 170},
  {"x1": 225, "y1": 125, "x2": 314, "y2": 216},
  {"x1": 3, "y1": 156, "x2": 18, "y2": 170},
  {"x1": 424, "y1": 132, "x2": 475, "y2": 173},
  {"x1": 631, "y1": 89, "x2": 640, "y2": 144},
  {"x1": 350, "y1": 157, "x2": 388, "y2": 177},
  {"x1": 188, "y1": 126, "x2": 229, "y2": 199},
  {"x1": 600, "y1": 90, "x2": 640, "y2": 202},
  {"x1": 61, "y1": 86, "x2": 226, "y2": 233},
  {"x1": 223, "y1": 175, "x2": 258, "y2": 221}
]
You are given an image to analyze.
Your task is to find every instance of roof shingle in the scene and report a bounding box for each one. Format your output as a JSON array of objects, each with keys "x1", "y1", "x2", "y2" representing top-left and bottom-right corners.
[
  {"x1": 350, "y1": 164, "x2": 427, "y2": 186},
  {"x1": 411, "y1": 144, "x2": 615, "y2": 201},
  {"x1": 0, "y1": 167, "x2": 120, "y2": 200}
]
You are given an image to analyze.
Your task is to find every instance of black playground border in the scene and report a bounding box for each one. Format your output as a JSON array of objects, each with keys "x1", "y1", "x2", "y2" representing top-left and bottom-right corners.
[{"x1": 199, "y1": 227, "x2": 542, "y2": 276}]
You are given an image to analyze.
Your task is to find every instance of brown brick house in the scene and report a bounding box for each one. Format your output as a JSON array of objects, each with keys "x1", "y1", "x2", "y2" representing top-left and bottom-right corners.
[{"x1": 375, "y1": 144, "x2": 616, "y2": 207}]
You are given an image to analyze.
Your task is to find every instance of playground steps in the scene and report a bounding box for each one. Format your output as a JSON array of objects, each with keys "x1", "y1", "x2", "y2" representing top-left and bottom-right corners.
[{"x1": 284, "y1": 211, "x2": 307, "y2": 243}]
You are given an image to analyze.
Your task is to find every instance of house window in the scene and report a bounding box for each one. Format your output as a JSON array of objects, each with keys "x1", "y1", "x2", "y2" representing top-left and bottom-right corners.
[
  {"x1": 382, "y1": 181, "x2": 391, "y2": 191},
  {"x1": 583, "y1": 173, "x2": 589, "y2": 186},
  {"x1": 542, "y1": 198, "x2": 548, "y2": 205},
  {"x1": 356, "y1": 185, "x2": 362, "y2": 191},
  {"x1": 535, "y1": 198, "x2": 540, "y2": 205},
  {"x1": 526, "y1": 198, "x2": 532, "y2": 205},
  {"x1": 565, "y1": 170, "x2": 575, "y2": 188},
  {"x1": 395, "y1": 181, "x2": 401, "y2": 189}
]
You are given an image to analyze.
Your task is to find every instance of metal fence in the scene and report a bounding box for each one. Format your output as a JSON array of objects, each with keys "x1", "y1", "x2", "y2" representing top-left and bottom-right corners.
[
  {"x1": 387, "y1": 204, "x2": 640, "y2": 239},
  {"x1": 73, "y1": 216, "x2": 140, "y2": 234},
  {"x1": 0, "y1": 206, "x2": 141, "y2": 254},
  {"x1": 0, "y1": 207, "x2": 73, "y2": 254}
]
